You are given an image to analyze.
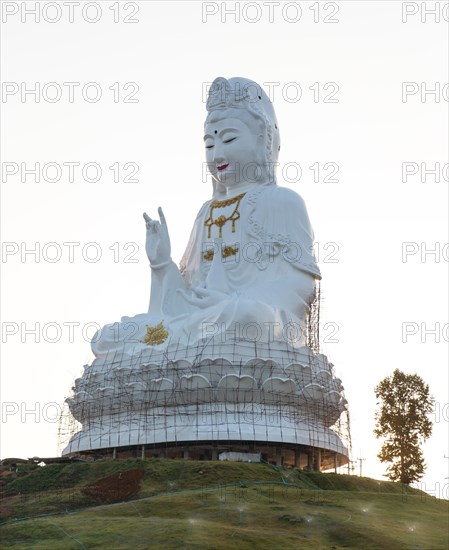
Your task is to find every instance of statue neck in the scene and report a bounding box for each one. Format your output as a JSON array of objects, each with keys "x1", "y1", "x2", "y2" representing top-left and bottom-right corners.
[
  {"x1": 222, "y1": 177, "x2": 276, "y2": 199},
  {"x1": 223, "y1": 181, "x2": 258, "y2": 198}
]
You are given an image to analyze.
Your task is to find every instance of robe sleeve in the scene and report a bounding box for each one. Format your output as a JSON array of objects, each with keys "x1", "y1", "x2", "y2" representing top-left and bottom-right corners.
[
  {"x1": 247, "y1": 186, "x2": 322, "y2": 279},
  {"x1": 179, "y1": 200, "x2": 211, "y2": 286}
]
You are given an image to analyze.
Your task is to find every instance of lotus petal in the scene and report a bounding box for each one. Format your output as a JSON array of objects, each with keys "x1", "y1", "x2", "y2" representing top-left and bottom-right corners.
[
  {"x1": 180, "y1": 374, "x2": 211, "y2": 390},
  {"x1": 262, "y1": 377, "x2": 296, "y2": 394}
]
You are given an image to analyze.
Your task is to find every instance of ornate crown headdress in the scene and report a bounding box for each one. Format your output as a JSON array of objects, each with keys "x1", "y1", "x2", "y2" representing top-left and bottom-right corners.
[{"x1": 206, "y1": 77, "x2": 264, "y2": 111}]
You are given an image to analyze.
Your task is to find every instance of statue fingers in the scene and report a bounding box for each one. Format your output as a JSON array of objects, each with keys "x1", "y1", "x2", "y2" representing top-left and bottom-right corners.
[
  {"x1": 158, "y1": 207, "x2": 167, "y2": 226},
  {"x1": 143, "y1": 213, "x2": 160, "y2": 233},
  {"x1": 195, "y1": 287, "x2": 226, "y2": 300},
  {"x1": 193, "y1": 288, "x2": 210, "y2": 297}
]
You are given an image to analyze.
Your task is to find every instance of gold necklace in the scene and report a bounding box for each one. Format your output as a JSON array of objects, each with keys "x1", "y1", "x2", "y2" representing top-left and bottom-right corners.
[{"x1": 204, "y1": 192, "x2": 246, "y2": 238}]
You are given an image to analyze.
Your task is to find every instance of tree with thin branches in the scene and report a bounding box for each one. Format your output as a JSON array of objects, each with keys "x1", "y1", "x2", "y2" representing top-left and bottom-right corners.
[{"x1": 374, "y1": 369, "x2": 434, "y2": 485}]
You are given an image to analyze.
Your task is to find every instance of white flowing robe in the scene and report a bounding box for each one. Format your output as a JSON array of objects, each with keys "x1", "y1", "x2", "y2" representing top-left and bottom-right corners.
[{"x1": 92, "y1": 183, "x2": 321, "y2": 357}]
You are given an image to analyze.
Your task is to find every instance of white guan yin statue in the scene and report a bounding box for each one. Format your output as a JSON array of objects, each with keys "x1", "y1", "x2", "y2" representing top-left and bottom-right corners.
[{"x1": 64, "y1": 77, "x2": 349, "y2": 469}]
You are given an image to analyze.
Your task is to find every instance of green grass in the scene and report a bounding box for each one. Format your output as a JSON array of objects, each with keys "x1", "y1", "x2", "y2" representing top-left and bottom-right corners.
[{"x1": 1, "y1": 459, "x2": 447, "y2": 549}]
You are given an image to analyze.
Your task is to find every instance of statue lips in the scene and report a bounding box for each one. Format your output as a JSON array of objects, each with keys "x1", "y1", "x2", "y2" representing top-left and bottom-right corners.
[{"x1": 217, "y1": 164, "x2": 229, "y2": 171}]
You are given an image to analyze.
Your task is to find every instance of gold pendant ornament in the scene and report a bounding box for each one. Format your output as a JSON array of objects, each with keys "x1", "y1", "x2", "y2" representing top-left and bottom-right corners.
[
  {"x1": 203, "y1": 245, "x2": 240, "y2": 262},
  {"x1": 142, "y1": 322, "x2": 169, "y2": 346},
  {"x1": 204, "y1": 192, "x2": 246, "y2": 238}
]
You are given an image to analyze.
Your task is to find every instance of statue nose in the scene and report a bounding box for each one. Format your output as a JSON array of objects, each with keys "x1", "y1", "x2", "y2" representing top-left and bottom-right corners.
[{"x1": 213, "y1": 145, "x2": 224, "y2": 163}]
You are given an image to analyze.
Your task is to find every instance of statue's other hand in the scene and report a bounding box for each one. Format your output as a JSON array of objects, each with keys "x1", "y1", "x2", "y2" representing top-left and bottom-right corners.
[
  {"x1": 143, "y1": 207, "x2": 172, "y2": 266},
  {"x1": 180, "y1": 286, "x2": 229, "y2": 308}
]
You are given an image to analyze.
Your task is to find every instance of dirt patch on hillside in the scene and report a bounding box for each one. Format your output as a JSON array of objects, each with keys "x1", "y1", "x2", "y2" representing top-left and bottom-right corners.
[
  {"x1": 0, "y1": 494, "x2": 21, "y2": 518},
  {"x1": 81, "y1": 469, "x2": 144, "y2": 503},
  {"x1": 0, "y1": 470, "x2": 17, "y2": 479}
]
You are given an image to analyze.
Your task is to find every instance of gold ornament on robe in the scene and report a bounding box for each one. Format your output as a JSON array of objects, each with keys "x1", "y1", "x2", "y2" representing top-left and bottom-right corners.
[
  {"x1": 204, "y1": 193, "x2": 246, "y2": 238},
  {"x1": 203, "y1": 245, "x2": 240, "y2": 262},
  {"x1": 142, "y1": 322, "x2": 169, "y2": 346}
]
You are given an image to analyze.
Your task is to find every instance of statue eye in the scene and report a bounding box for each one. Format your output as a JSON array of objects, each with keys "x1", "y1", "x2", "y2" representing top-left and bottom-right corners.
[
  {"x1": 205, "y1": 144, "x2": 214, "y2": 149},
  {"x1": 223, "y1": 137, "x2": 237, "y2": 144}
]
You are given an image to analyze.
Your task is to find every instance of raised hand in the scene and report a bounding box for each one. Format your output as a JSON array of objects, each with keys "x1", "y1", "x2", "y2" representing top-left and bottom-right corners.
[{"x1": 143, "y1": 207, "x2": 172, "y2": 267}]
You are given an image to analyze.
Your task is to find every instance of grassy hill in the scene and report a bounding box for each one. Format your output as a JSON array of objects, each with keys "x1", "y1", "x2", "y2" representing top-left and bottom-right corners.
[{"x1": 0, "y1": 458, "x2": 447, "y2": 549}]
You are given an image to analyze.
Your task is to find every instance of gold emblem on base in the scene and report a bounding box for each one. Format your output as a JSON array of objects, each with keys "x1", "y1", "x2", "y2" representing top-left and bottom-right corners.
[{"x1": 142, "y1": 322, "x2": 169, "y2": 346}]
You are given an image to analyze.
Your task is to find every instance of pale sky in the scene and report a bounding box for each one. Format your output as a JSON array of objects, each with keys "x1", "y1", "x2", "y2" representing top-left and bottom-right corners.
[{"x1": 1, "y1": 1, "x2": 448, "y2": 498}]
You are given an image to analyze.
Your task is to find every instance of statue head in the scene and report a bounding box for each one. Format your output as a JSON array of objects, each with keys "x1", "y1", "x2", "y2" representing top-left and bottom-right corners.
[{"x1": 204, "y1": 77, "x2": 280, "y2": 195}]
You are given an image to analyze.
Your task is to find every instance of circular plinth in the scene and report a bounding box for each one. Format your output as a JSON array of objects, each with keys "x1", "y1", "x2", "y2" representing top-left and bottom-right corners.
[{"x1": 63, "y1": 339, "x2": 349, "y2": 467}]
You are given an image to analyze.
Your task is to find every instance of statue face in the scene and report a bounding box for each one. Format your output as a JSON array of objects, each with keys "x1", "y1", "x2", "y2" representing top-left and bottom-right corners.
[{"x1": 204, "y1": 114, "x2": 265, "y2": 188}]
